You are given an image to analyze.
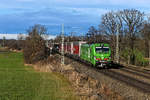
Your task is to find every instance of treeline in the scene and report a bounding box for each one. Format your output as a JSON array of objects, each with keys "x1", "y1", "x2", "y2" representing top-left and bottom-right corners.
[
  {"x1": 86, "y1": 9, "x2": 150, "y2": 66},
  {"x1": 0, "y1": 36, "x2": 25, "y2": 50},
  {"x1": 54, "y1": 9, "x2": 150, "y2": 66},
  {"x1": 1, "y1": 24, "x2": 50, "y2": 64},
  {"x1": 2, "y1": 9, "x2": 150, "y2": 66}
]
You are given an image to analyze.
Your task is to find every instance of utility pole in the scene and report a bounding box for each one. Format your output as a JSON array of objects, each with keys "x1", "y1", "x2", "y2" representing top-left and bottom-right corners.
[
  {"x1": 61, "y1": 24, "x2": 64, "y2": 65},
  {"x1": 116, "y1": 25, "x2": 119, "y2": 63},
  {"x1": 81, "y1": 32, "x2": 84, "y2": 41},
  {"x1": 79, "y1": 27, "x2": 83, "y2": 41}
]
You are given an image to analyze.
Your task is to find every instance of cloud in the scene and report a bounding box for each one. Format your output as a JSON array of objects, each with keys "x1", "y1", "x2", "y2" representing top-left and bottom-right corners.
[
  {"x1": 1, "y1": 0, "x2": 150, "y2": 10},
  {"x1": 0, "y1": 34, "x2": 26, "y2": 39},
  {"x1": 15, "y1": 0, "x2": 34, "y2": 2},
  {"x1": 51, "y1": 0, "x2": 150, "y2": 8},
  {"x1": 0, "y1": 34, "x2": 56, "y2": 40},
  {"x1": 0, "y1": 0, "x2": 150, "y2": 34},
  {"x1": 0, "y1": 6, "x2": 110, "y2": 33}
]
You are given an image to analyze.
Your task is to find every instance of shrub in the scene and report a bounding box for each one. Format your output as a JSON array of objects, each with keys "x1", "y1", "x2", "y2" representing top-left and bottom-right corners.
[
  {"x1": 23, "y1": 24, "x2": 50, "y2": 64},
  {"x1": 121, "y1": 48, "x2": 148, "y2": 66}
]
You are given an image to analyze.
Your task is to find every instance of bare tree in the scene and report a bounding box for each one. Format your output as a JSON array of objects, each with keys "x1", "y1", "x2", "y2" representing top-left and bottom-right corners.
[
  {"x1": 141, "y1": 21, "x2": 150, "y2": 65},
  {"x1": 120, "y1": 9, "x2": 144, "y2": 64},
  {"x1": 86, "y1": 26, "x2": 98, "y2": 43},
  {"x1": 99, "y1": 11, "x2": 123, "y2": 60},
  {"x1": 2, "y1": 36, "x2": 5, "y2": 47},
  {"x1": 17, "y1": 33, "x2": 25, "y2": 40},
  {"x1": 141, "y1": 23, "x2": 150, "y2": 56},
  {"x1": 24, "y1": 24, "x2": 49, "y2": 64}
]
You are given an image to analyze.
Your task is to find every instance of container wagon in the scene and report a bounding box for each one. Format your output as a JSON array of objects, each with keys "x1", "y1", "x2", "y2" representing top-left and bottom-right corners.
[{"x1": 54, "y1": 42, "x2": 111, "y2": 67}]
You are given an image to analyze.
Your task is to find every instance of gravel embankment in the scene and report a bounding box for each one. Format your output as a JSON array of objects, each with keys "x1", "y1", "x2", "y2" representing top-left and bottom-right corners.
[
  {"x1": 64, "y1": 55, "x2": 150, "y2": 100},
  {"x1": 36, "y1": 54, "x2": 150, "y2": 100},
  {"x1": 111, "y1": 68, "x2": 150, "y2": 84}
]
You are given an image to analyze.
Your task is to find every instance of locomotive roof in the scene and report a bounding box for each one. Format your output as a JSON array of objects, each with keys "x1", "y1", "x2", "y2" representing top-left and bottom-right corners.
[{"x1": 81, "y1": 43, "x2": 109, "y2": 47}]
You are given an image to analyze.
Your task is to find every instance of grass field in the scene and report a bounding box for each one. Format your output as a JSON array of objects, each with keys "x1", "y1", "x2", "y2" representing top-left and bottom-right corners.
[{"x1": 0, "y1": 52, "x2": 78, "y2": 100}]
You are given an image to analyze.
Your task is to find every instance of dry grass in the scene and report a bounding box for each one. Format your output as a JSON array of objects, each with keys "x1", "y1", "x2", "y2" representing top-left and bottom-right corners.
[{"x1": 100, "y1": 84, "x2": 123, "y2": 100}]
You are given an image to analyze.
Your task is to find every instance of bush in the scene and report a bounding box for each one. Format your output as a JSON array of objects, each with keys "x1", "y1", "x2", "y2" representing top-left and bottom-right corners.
[
  {"x1": 121, "y1": 48, "x2": 148, "y2": 66},
  {"x1": 133, "y1": 49, "x2": 149, "y2": 66},
  {"x1": 23, "y1": 24, "x2": 50, "y2": 64}
]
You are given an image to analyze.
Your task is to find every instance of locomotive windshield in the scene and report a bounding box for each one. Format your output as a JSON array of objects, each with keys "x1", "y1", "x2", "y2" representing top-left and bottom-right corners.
[{"x1": 95, "y1": 47, "x2": 109, "y2": 53}]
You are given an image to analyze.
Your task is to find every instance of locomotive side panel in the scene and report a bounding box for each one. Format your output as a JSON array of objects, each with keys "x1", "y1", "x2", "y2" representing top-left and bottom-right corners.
[
  {"x1": 73, "y1": 41, "x2": 86, "y2": 57},
  {"x1": 80, "y1": 44, "x2": 91, "y2": 62}
]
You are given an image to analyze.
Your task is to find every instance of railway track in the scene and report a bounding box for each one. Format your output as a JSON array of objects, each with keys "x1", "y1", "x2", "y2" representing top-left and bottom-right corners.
[
  {"x1": 119, "y1": 67, "x2": 150, "y2": 79},
  {"x1": 65, "y1": 55, "x2": 150, "y2": 94},
  {"x1": 87, "y1": 65, "x2": 150, "y2": 93},
  {"x1": 98, "y1": 69, "x2": 150, "y2": 93},
  {"x1": 123, "y1": 65, "x2": 150, "y2": 75},
  {"x1": 111, "y1": 63, "x2": 150, "y2": 82}
]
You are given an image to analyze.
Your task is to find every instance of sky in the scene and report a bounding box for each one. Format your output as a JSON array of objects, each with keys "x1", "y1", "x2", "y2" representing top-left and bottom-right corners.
[{"x1": 0, "y1": 0, "x2": 150, "y2": 39}]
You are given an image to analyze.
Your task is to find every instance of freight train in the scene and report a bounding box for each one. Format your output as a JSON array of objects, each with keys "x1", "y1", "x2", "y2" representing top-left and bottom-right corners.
[{"x1": 53, "y1": 41, "x2": 112, "y2": 67}]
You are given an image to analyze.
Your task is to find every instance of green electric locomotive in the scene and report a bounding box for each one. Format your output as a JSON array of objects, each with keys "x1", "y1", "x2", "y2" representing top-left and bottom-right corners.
[{"x1": 80, "y1": 43, "x2": 111, "y2": 67}]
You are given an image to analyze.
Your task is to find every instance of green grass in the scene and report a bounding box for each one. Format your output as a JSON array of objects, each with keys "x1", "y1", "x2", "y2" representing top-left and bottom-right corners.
[{"x1": 0, "y1": 52, "x2": 78, "y2": 100}]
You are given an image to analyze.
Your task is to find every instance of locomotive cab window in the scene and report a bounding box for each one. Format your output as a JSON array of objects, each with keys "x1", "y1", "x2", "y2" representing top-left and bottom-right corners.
[{"x1": 95, "y1": 47, "x2": 109, "y2": 53}]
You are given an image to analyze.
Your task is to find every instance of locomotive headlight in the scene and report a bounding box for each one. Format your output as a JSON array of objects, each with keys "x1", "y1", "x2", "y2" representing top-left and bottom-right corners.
[{"x1": 109, "y1": 57, "x2": 111, "y2": 60}]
